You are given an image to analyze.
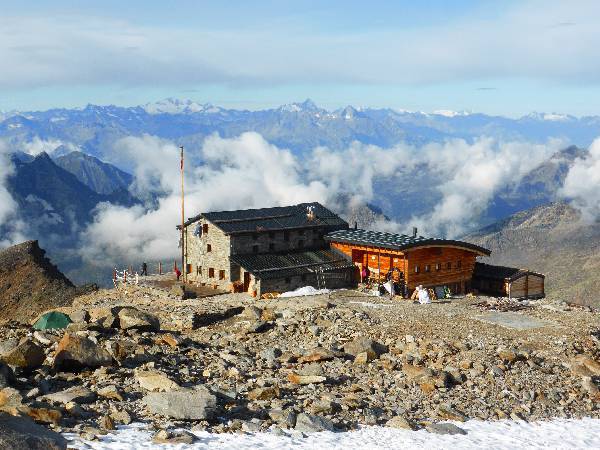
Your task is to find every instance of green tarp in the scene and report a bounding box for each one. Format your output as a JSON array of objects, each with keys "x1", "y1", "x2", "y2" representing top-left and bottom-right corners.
[{"x1": 33, "y1": 311, "x2": 72, "y2": 330}]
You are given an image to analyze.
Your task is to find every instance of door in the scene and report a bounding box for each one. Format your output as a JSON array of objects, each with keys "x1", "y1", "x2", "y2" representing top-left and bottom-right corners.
[{"x1": 243, "y1": 272, "x2": 251, "y2": 292}]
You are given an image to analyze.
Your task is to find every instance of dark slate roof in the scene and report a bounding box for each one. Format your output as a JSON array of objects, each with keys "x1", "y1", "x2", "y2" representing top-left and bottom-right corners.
[
  {"x1": 181, "y1": 202, "x2": 348, "y2": 234},
  {"x1": 325, "y1": 228, "x2": 491, "y2": 256},
  {"x1": 473, "y1": 262, "x2": 544, "y2": 281},
  {"x1": 231, "y1": 249, "x2": 355, "y2": 280}
]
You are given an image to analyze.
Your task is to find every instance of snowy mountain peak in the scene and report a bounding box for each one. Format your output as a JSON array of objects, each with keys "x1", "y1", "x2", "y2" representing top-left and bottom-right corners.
[
  {"x1": 143, "y1": 98, "x2": 216, "y2": 115},
  {"x1": 432, "y1": 109, "x2": 471, "y2": 118},
  {"x1": 279, "y1": 98, "x2": 321, "y2": 113}
]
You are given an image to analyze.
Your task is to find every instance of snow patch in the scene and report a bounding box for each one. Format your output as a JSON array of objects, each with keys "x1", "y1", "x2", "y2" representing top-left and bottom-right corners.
[
  {"x1": 64, "y1": 419, "x2": 600, "y2": 450},
  {"x1": 279, "y1": 286, "x2": 330, "y2": 297}
]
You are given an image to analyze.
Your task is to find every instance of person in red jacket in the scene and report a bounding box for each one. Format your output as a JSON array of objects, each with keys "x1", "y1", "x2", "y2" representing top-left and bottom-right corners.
[{"x1": 175, "y1": 267, "x2": 181, "y2": 281}]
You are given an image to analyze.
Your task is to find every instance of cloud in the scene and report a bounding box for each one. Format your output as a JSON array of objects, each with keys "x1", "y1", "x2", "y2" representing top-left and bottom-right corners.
[
  {"x1": 78, "y1": 133, "x2": 564, "y2": 264},
  {"x1": 559, "y1": 138, "x2": 600, "y2": 221},
  {"x1": 20, "y1": 137, "x2": 75, "y2": 156},
  {"x1": 0, "y1": 141, "x2": 27, "y2": 247},
  {"x1": 78, "y1": 133, "x2": 330, "y2": 263},
  {"x1": 0, "y1": 1, "x2": 600, "y2": 90}
]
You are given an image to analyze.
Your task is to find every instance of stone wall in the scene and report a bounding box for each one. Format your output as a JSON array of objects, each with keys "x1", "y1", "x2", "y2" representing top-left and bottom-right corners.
[
  {"x1": 184, "y1": 218, "x2": 233, "y2": 290},
  {"x1": 230, "y1": 227, "x2": 327, "y2": 255},
  {"x1": 257, "y1": 268, "x2": 354, "y2": 297}
]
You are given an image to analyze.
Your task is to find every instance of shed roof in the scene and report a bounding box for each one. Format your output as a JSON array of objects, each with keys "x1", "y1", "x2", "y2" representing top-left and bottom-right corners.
[
  {"x1": 325, "y1": 228, "x2": 491, "y2": 256},
  {"x1": 473, "y1": 262, "x2": 544, "y2": 281},
  {"x1": 180, "y1": 202, "x2": 347, "y2": 234},
  {"x1": 231, "y1": 249, "x2": 355, "y2": 280}
]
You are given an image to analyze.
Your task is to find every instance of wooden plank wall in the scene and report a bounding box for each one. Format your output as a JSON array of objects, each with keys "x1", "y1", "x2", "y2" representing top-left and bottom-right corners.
[
  {"x1": 330, "y1": 241, "x2": 480, "y2": 293},
  {"x1": 405, "y1": 247, "x2": 477, "y2": 292},
  {"x1": 509, "y1": 274, "x2": 544, "y2": 298}
]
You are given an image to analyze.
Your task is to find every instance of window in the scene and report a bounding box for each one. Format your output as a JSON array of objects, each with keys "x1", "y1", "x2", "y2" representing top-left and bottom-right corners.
[
  {"x1": 252, "y1": 245, "x2": 259, "y2": 254},
  {"x1": 425, "y1": 264, "x2": 430, "y2": 272},
  {"x1": 284, "y1": 277, "x2": 291, "y2": 284},
  {"x1": 202, "y1": 224, "x2": 209, "y2": 234},
  {"x1": 447, "y1": 262, "x2": 452, "y2": 270},
  {"x1": 283, "y1": 231, "x2": 290, "y2": 242},
  {"x1": 219, "y1": 270, "x2": 225, "y2": 280},
  {"x1": 435, "y1": 263, "x2": 441, "y2": 271},
  {"x1": 269, "y1": 243, "x2": 275, "y2": 251},
  {"x1": 457, "y1": 260, "x2": 462, "y2": 269},
  {"x1": 298, "y1": 240, "x2": 304, "y2": 249},
  {"x1": 208, "y1": 268, "x2": 215, "y2": 278},
  {"x1": 414, "y1": 265, "x2": 420, "y2": 273},
  {"x1": 186, "y1": 264, "x2": 192, "y2": 274},
  {"x1": 197, "y1": 266, "x2": 202, "y2": 275},
  {"x1": 207, "y1": 244, "x2": 212, "y2": 252}
]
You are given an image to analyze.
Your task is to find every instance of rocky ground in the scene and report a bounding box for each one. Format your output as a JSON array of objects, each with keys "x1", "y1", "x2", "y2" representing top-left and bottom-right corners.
[{"x1": 0, "y1": 276, "x2": 599, "y2": 447}]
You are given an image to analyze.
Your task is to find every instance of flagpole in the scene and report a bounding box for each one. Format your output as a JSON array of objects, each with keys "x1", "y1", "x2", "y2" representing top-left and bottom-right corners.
[{"x1": 180, "y1": 145, "x2": 186, "y2": 283}]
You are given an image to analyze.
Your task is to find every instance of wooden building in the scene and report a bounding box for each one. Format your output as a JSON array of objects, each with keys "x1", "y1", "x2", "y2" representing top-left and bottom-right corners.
[
  {"x1": 178, "y1": 203, "x2": 354, "y2": 297},
  {"x1": 325, "y1": 228, "x2": 491, "y2": 295},
  {"x1": 472, "y1": 262, "x2": 545, "y2": 299}
]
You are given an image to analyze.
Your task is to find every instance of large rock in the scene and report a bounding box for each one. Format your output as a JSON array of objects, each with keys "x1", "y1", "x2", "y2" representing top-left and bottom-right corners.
[
  {"x1": 343, "y1": 336, "x2": 388, "y2": 358},
  {"x1": 0, "y1": 412, "x2": 67, "y2": 450},
  {"x1": 53, "y1": 334, "x2": 113, "y2": 371},
  {"x1": 118, "y1": 307, "x2": 160, "y2": 331},
  {"x1": 142, "y1": 386, "x2": 217, "y2": 420},
  {"x1": 135, "y1": 370, "x2": 180, "y2": 392},
  {"x1": 570, "y1": 355, "x2": 600, "y2": 377},
  {"x1": 426, "y1": 423, "x2": 468, "y2": 435},
  {"x1": 1, "y1": 339, "x2": 45, "y2": 370},
  {"x1": 42, "y1": 386, "x2": 97, "y2": 405},
  {"x1": 294, "y1": 413, "x2": 336, "y2": 432},
  {"x1": 0, "y1": 362, "x2": 14, "y2": 389}
]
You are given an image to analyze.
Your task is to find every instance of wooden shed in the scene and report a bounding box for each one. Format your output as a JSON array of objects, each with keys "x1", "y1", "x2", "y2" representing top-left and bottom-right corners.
[
  {"x1": 325, "y1": 228, "x2": 491, "y2": 296},
  {"x1": 472, "y1": 262, "x2": 545, "y2": 299}
]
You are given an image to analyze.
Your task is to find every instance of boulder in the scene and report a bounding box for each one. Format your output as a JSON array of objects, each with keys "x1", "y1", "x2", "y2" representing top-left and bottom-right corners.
[
  {"x1": 170, "y1": 284, "x2": 196, "y2": 300},
  {"x1": 142, "y1": 386, "x2": 217, "y2": 420},
  {"x1": 343, "y1": 336, "x2": 388, "y2": 358},
  {"x1": 426, "y1": 422, "x2": 468, "y2": 435},
  {"x1": 386, "y1": 415, "x2": 417, "y2": 430},
  {"x1": 53, "y1": 334, "x2": 113, "y2": 371},
  {"x1": 97, "y1": 385, "x2": 124, "y2": 402},
  {"x1": 0, "y1": 339, "x2": 19, "y2": 357},
  {"x1": 1, "y1": 339, "x2": 45, "y2": 370},
  {"x1": 42, "y1": 386, "x2": 97, "y2": 405},
  {"x1": 298, "y1": 347, "x2": 335, "y2": 364},
  {"x1": 68, "y1": 310, "x2": 89, "y2": 323},
  {"x1": 0, "y1": 412, "x2": 67, "y2": 450},
  {"x1": 287, "y1": 374, "x2": 327, "y2": 385},
  {"x1": 247, "y1": 386, "x2": 280, "y2": 401},
  {"x1": 240, "y1": 306, "x2": 263, "y2": 320},
  {"x1": 0, "y1": 362, "x2": 15, "y2": 389},
  {"x1": 294, "y1": 413, "x2": 336, "y2": 433},
  {"x1": 0, "y1": 387, "x2": 24, "y2": 415},
  {"x1": 570, "y1": 355, "x2": 600, "y2": 377},
  {"x1": 135, "y1": 370, "x2": 180, "y2": 392},
  {"x1": 153, "y1": 429, "x2": 198, "y2": 444},
  {"x1": 118, "y1": 307, "x2": 160, "y2": 331}
]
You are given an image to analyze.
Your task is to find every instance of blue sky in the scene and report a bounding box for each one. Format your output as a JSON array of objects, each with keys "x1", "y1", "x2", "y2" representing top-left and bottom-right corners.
[{"x1": 1, "y1": 0, "x2": 599, "y2": 116}]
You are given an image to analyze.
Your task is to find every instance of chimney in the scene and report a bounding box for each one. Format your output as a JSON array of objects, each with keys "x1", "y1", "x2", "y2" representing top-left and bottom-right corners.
[
  {"x1": 412, "y1": 227, "x2": 418, "y2": 238},
  {"x1": 354, "y1": 221, "x2": 358, "y2": 229},
  {"x1": 306, "y1": 205, "x2": 315, "y2": 221}
]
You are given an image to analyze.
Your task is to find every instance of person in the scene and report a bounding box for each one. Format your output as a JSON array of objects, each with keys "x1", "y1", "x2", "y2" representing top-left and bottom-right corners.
[
  {"x1": 361, "y1": 265, "x2": 370, "y2": 283},
  {"x1": 417, "y1": 285, "x2": 431, "y2": 304},
  {"x1": 175, "y1": 267, "x2": 181, "y2": 281},
  {"x1": 141, "y1": 262, "x2": 148, "y2": 276}
]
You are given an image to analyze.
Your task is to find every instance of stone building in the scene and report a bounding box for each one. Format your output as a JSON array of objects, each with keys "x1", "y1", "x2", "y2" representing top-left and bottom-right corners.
[{"x1": 178, "y1": 203, "x2": 354, "y2": 297}]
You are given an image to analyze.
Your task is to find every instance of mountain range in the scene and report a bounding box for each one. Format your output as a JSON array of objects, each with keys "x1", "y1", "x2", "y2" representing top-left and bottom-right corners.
[
  {"x1": 0, "y1": 99, "x2": 597, "y2": 293},
  {"x1": 2, "y1": 99, "x2": 600, "y2": 165}
]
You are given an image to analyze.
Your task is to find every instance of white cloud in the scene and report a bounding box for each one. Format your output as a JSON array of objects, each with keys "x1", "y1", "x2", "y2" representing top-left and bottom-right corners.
[
  {"x1": 1, "y1": 1, "x2": 600, "y2": 90},
  {"x1": 560, "y1": 138, "x2": 600, "y2": 221},
  {"x1": 0, "y1": 141, "x2": 27, "y2": 247},
  {"x1": 78, "y1": 133, "x2": 564, "y2": 264},
  {"x1": 21, "y1": 137, "x2": 73, "y2": 156}
]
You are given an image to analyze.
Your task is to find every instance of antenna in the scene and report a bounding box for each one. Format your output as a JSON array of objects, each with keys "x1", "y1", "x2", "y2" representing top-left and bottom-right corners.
[{"x1": 180, "y1": 145, "x2": 186, "y2": 283}]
